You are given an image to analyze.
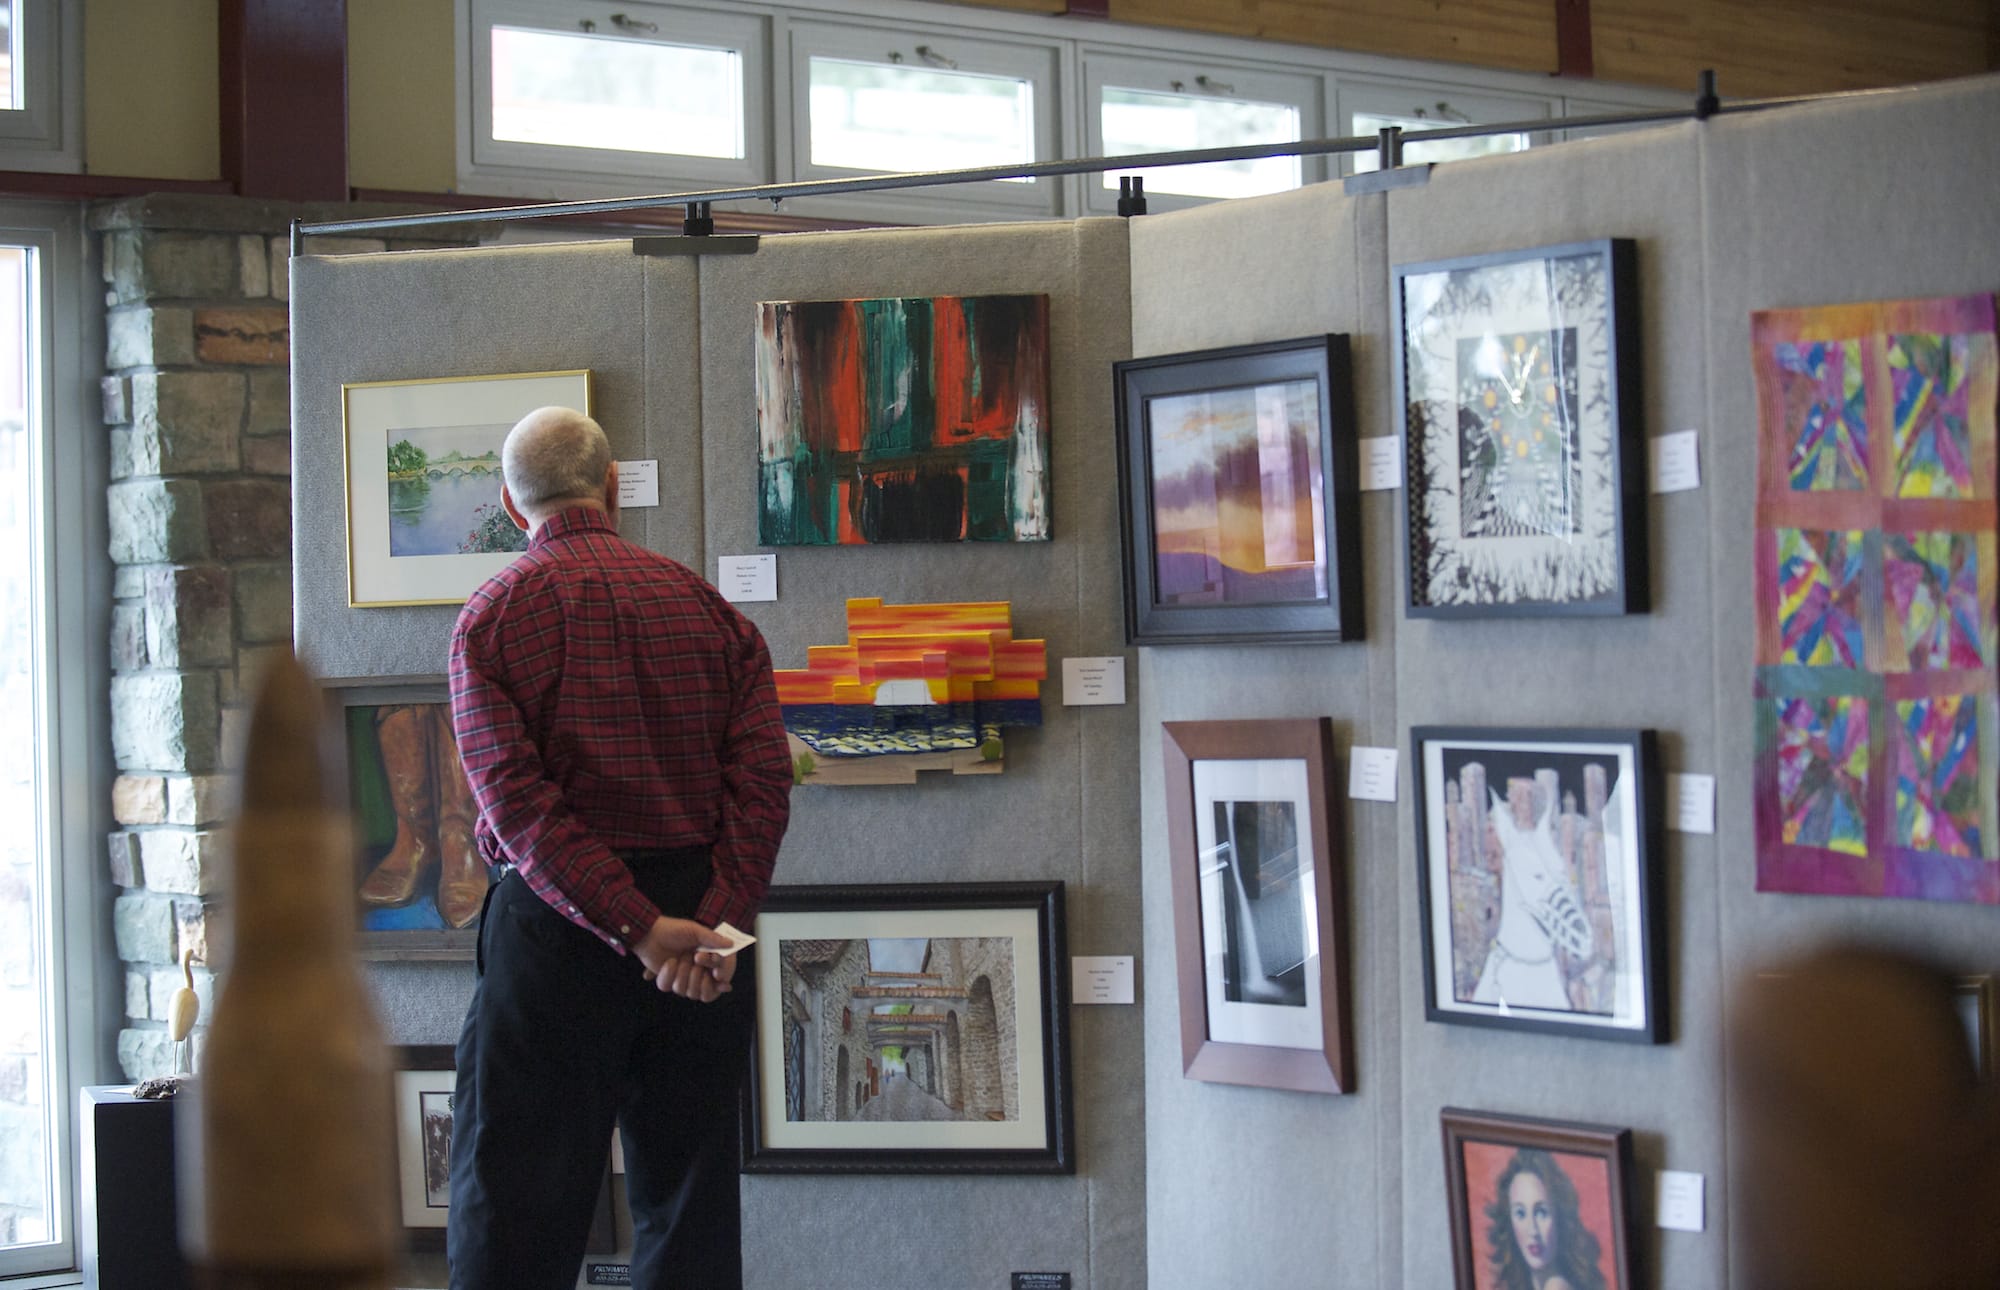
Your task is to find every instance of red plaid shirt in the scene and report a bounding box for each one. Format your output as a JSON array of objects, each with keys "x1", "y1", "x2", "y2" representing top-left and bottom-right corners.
[{"x1": 447, "y1": 506, "x2": 792, "y2": 950}]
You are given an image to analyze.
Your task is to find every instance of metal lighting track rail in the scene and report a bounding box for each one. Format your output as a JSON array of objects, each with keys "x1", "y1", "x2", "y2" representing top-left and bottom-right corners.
[{"x1": 290, "y1": 73, "x2": 1905, "y2": 254}]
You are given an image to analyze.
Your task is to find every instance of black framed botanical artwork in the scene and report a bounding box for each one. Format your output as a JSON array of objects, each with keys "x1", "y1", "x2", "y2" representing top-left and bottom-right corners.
[
  {"x1": 1113, "y1": 335, "x2": 1363, "y2": 644},
  {"x1": 1412, "y1": 726, "x2": 1664, "y2": 1044},
  {"x1": 743, "y1": 881, "x2": 1074, "y2": 1174},
  {"x1": 1162, "y1": 718, "x2": 1353, "y2": 1093},
  {"x1": 1441, "y1": 1107, "x2": 1637, "y2": 1290},
  {"x1": 1394, "y1": 239, "x2": 1645, "y2": 617}
]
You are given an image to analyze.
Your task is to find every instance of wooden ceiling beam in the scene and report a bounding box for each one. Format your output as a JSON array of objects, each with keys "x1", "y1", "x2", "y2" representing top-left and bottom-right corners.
[{"x1": 219, "y1": 0, "x2": 349, "y2": 201}]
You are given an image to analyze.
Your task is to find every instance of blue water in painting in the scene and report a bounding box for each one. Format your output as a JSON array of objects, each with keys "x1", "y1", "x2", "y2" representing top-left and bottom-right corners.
[{"x1": 388, "y1": 471, "x2": 506, "y2": 557}]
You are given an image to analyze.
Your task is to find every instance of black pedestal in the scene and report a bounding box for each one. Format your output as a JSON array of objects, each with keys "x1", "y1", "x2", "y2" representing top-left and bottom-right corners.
[{"x1": 80, "y1": 1085, "x2": 191, "y2": 1290}]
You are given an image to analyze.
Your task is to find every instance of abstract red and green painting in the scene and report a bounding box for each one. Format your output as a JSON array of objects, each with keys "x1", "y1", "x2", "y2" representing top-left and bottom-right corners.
[
  {"x1": 1752, "y1": 294, "x2": 1999, "y2": 903},
  {"x1": 755, "y1": 294, "x2": 1051, "y2": 545}
]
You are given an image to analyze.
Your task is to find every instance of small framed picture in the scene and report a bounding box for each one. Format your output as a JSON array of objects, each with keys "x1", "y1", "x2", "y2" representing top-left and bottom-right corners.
[
  {"x1": 330, "y1": 679, "x2": 488, "y2": 961},
  {"x1": 342, "y1": 369, "x2": 592, "y2": 607},
  {"x1": 1956, "y1": 974, "x2": 1996, "y2": 1082},
  {"x1": 1442, "y1": 1107, "x2": 1637, "y2": 1290},
  {"x1": 1113, "y1": 336, "x2": 1363, "y2": 644},
  {"x1": 1413, "y1": 726, "x2": 1663, "y2": 1043},
  {"x1": 390, "y1": 1045, "x2": 615, "y2": 1252},
  {"x1": 1394, "y1": 239, "x2": 1645, "y2": 616},
  {"x1": 743, "y1": 881, "x2": 1074, "y2": 1174},
  {"x1": 391, "y1": 1045, "x2": 458, "y2": 1249},
  {"x1": 1161, "y1": 718, "x2": 1353, "y2": 1093}
]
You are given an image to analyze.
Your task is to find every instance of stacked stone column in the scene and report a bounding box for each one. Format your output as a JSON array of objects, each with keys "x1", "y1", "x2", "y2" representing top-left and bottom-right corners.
[{"x1": 99, "y1": 203, "x2": 308, "y2": 1080}]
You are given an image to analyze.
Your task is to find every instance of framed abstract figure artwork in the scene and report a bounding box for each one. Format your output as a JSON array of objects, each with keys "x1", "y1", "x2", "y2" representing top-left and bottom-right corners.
[
  {"x1": 756, "y1": 294, "x2": 1051, "y2": 545},
  {"x1": 1750, "y1": 294, "x2": 1999, "y2": 905},
  {"x1": 743, "y1": 881, "x2": 1073, "y2": 1174},
  {"x1": 1412, "y1": 727, "x2": 1663, "y2": 1044},
  {"x1": 342, "y1": 369, "x2": 592, "y2": 607},
  {"x1": 1114, "y1": 336, "x2": 1363, "y2": 644},
  {"x1": 1395, "y1": 240, "x2": 1646, "y2": 616},
  {"x1": 1161, "y1": 718, "x2": 1353, "y2": 1093},
  {"x1": 1441, "y1": 1108, "x2": 1636, "y2": 1290}
]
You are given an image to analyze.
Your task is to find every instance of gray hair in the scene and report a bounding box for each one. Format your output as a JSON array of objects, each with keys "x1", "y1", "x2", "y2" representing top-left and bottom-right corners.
[{"x1": 501, "y1": 406, "x2": 612, "y2": 512}]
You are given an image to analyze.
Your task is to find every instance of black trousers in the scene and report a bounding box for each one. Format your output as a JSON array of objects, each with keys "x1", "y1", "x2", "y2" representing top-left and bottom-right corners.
[{"x1": 447, "y1": 853, "x2": 754, "y2": 1290}]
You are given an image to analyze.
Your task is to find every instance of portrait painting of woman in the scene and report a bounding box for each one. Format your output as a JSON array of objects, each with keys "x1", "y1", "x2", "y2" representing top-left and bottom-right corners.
[{"x1": 1443, "y1": 1109, "x2": 1633, "y2": 1290}]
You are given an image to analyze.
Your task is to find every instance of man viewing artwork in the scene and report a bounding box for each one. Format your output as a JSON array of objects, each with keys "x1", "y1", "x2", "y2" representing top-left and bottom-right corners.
[{"x1": 443, "y1": 406, "x2": 793, "y2": 1290}]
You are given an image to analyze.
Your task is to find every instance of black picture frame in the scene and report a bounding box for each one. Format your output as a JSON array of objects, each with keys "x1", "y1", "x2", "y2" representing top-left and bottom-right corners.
[
  {"x1": 742, "y1": 880, "x2": 1074, "y2": 1174},
  {"x1": 1412, "y1": 726, "x2": 1664, "y2": 1044},
  {"x1": 1393, "y1": 239, "x2": 1646, "y2": 617},
  {"x1": 1113, "y1": 335, "x2": 1363, "y2": 645}
]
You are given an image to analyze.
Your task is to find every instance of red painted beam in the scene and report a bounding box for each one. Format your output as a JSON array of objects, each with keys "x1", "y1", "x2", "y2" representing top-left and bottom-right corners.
[
  {"x1": 219, "y1": 0, "x2": 349, "y2": 201},
  {"x1": 1555, "y1": 0, "x2": 1594, "y2": 78}
]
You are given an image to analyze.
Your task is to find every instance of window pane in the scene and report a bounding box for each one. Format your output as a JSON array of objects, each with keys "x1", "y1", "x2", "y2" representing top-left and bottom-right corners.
[
  {"x1": 1349, "y1": 110, "x2": 1528, "y2": 173},
  {"x1": 1101, "y1": 86, "x2": 1300, "y2": 199},
  {"x1": 809, "y1": 56, "x2": 1033, "y2": 176},
  {"x1": 491, "y1": 26, "x2": 744, "y2": 159},
  {"x1": 0, "y1": 2, "x2": 17, "y2": 111},
  {"x1": 0, "y1": 244, "x2": 49, "y2": 1255}
]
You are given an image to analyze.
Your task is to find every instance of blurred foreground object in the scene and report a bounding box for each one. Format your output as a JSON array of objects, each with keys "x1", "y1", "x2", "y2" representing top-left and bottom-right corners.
[
  {"x1": 1733, "y1": 944, "x2": 2000, "y2": 1289},
  {"x1": 179, "y1": 651, "x2": 397, "y2": 1288}
]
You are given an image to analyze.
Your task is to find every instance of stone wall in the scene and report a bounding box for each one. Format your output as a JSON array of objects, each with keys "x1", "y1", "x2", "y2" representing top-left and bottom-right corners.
[{"x1": 94, "y1": 196, "x2": 478, "y2": 1080}]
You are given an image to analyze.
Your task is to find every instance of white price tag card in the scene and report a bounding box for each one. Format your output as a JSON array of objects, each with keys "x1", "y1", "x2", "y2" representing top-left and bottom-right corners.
[
  {"x1": 617, "y1": 459, "x2": 660, "y2": 508},
  {"x1": 1071, "y1": 956, "x2": 1134, "y2": 1005},
  {"x1": 716, "y1": 554, "x2": 777, "y2": 603},
  {"x1": 1061, "y1": 657, "x2": 1127, "y2": 706},
  {"x1": 1668, "y1": 772, "x2": 1717, "y2": 835},
  {"x1": 1359, "y1": 436, "x2": 1403, "y2": 491},
  {"x1": 1649, "y1": 430, "x2": 1701, "y2": 494},
  {"x1": 1656, "y1": 1170, "x2": 1705, "y2": 1232},
  {"x1": 1347, "y1": 746, "x2": 1399, "y2": 802},
  {"x1": 709, "y1": 921, "x2": 757, "y2": 957}
]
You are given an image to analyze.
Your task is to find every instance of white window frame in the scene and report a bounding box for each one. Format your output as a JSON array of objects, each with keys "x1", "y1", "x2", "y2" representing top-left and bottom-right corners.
[
  {"x1": 783, "y1": 16, "x2": 1065, "y2": 222},
  {"x1": 458, "y1": 0, "x2": 1687, "y2": 223},
  {"x1": 0, "y1": 0, "x2": 81, "y2": 174},
  {"x1": 1339, "y1": 77, "x2": 1555, "y2": 174},
  {"x1": 462, "y1": 0, "x2": 773, "y2": 199},
  {"x1": 1081, "y1": 48, "x2": 1326, "y2": 215},
  {"x1": 0, "y1": 201, "x2": 103, "y2": 1283}
]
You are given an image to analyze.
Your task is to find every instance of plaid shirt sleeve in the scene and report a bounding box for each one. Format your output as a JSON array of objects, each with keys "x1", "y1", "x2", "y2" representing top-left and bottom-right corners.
[
  {"x1": 448, "y1": 602, "x2": 664, "y2": 951},
  {"x1": 696, "y1": 621, "x2": 793, "y2": 929}
]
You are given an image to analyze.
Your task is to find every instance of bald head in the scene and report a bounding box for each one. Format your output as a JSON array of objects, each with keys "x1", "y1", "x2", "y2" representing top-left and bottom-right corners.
[{"x1": 501, "y1": 406, "x2": 613, "y2": 524}]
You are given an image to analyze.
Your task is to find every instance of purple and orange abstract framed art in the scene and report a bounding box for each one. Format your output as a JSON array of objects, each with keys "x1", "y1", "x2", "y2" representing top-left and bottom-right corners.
[
  {"x1": 1114, "y1": 335, "x2": 1362, "y2": 645},
  {"x1": 1750, "y1": 293, "x2": 1999, "y2": 905}
]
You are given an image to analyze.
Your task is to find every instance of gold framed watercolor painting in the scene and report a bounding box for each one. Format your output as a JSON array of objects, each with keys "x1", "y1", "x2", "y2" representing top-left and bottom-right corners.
[{"x1": 343, "y1": 369, "x2": 592, "y2": 607}]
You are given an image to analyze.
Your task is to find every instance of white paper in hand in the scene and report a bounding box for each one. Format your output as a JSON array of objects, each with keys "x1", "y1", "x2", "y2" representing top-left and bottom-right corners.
[{"x1": 708, "y1": 921, "x2": 757, "y2": 957}]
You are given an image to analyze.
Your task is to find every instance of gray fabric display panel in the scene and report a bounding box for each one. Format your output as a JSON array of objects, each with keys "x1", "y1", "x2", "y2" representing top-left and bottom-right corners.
[
  {"x1": 1131, "y1": 184, "x2": 1404, "y2": 1290},
  {"x1": 291, "y1": 242, "x2": 673, "y2": 680},
  {"x1": 695, "y1": 219, "x2": 1141, "y2": 1290},
  {"x1": 1132, "y1": 74, "x2": 2000, "y2": 1290},
  {"x1": 1385, "y1": 126, "x2": 1719, "y2": 1290},
  {"x1": 1700, "y1": 76, "x2": 2000, "y2": 1287},
  {"x1": 291, "y1": 221, "x2": 1142, "y2": 1289}
]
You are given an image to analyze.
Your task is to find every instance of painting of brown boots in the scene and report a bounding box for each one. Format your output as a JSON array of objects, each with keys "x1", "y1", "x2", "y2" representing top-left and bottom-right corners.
[{"x1": 347, "y1": 702, "x2": 491, "y2": 937}]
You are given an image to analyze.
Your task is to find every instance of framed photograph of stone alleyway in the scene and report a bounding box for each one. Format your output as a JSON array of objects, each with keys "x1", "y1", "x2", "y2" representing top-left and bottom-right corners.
[
  {"x1": 342, "y1": 369, "x2": 592, "y2": 607},
  {"x1": 743, "y1": 881, "x2": 1074, "y2": 1174}
]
